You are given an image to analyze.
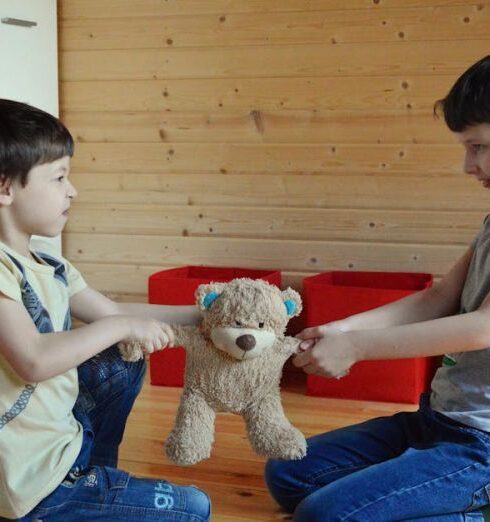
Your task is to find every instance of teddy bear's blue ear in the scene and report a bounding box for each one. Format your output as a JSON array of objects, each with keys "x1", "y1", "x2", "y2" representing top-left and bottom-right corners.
[
  {"x1": 281, "y1": 287, "x2": 302, "y2": 318},
  {"x1": 202, "y1": 291, "x2": 220, "y2": 309},
  {"x1": 284, "y1": 299, "x2": 297, "y2": 317}
]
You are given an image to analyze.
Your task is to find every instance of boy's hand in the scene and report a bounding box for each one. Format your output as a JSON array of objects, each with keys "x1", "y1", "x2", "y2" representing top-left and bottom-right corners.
[
  {"x1": 125, "y1": 317, "x2": 175, "y2": 354},
  {"x1": 293, "y1": 325, "x2": 358, "y2": 379}
]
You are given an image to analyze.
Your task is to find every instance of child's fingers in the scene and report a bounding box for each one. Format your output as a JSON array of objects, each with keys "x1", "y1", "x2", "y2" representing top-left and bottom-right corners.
[
  {"x1": 296, "y1": 326, "x2": 323, "y2": 340},
  {"x1": 292, "y1": 350, "x2": 311, "y2": 368},
  {"x1": 299, "y1": 339, "x2": 316, "y2": 351},
  {"x1": 161, "y1": 323, "x2": 175, "y2": 347}
]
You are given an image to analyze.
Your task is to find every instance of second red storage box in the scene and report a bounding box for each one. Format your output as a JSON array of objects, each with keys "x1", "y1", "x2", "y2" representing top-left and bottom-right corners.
[{"x1": 303, "y1": 271, "x2": 435, "y2": 404}]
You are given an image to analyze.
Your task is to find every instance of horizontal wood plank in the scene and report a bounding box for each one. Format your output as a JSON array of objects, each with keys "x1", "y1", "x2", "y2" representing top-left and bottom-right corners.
[
  {"x1": 66, "y1": 203, "x2": 480, "y2": 245},
  {"x1": 60, "y1": 41, "x2": 489, "y2": 81},
  {"x1": 59, "y1": 6, "x2": 488, "y2": 50},
  {"x1": 70, "y1": 172, "x2": 488, "y2": 211},
  {"x1": 70, "y1": 142, "x2": 463, "y2": 175},
  {"x1": 64, "y1": 232, "x2": 465, "y2": 276},
  {"x1": 59, "y1": 0, "x2": 479, "y2": 18},
  {"x1": 70, "y1": 260, "x2": 310, "y2": 295},
  {"x1": 60, "y1": 75, "x2": 455, "y2": 112},
  {"x1": 63, "y1": 109, "x2": 452, "y2": 144}
]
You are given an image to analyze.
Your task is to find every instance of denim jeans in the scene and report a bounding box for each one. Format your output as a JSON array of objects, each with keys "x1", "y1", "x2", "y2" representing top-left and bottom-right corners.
[
  {"x1": 13, "y1": 345, "x2": 211, "y2": 522},
  {"x1": 265, "y1": 395, "x2": 490, "y2": 522}
]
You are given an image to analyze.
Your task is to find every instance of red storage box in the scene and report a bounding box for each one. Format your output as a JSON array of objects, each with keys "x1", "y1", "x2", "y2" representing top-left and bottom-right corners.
[
  {"x1": 148, "y1": 266, "x2": 282, "y2": 386},
  {"x1": 303, "y1": 271, "x2": 434, "y2": 403}
]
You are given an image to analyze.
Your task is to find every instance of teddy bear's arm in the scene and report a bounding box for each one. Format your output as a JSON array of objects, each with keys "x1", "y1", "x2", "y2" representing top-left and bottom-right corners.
[
  {"x1": 282, "y1": 335, "x2": 302, "y2": 356},
  {"x1": 118, "y1": 324, "x2": 199, "y2": 362},
  {"x1": 171, "y1": 324, "x2": 200, "y2": 353}
]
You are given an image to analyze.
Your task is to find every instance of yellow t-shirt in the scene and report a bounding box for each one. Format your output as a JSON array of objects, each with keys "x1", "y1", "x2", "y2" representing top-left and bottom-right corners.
[{"x1": 0, "y1": 242, "x2": 87, "y2": 519}]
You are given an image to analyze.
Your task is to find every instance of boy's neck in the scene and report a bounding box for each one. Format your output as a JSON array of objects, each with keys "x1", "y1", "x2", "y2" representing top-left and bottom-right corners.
[{"x1": 0, "y1": 230, "x2": 33, "y2": 260}]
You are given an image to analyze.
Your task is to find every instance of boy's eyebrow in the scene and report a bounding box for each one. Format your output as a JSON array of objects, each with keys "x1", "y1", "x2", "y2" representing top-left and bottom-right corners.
[{"x1": 461, "y1": 137, "x2": 483, "y2": 144}]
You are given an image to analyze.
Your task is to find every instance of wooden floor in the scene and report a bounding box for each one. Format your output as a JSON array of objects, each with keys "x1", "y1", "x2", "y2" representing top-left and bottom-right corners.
[{"x1": 119, "y1": 374, "x2": 417, "y2": 521}]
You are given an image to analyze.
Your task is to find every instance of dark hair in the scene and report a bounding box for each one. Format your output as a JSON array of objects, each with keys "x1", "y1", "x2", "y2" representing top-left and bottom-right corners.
[
  {"x1": 0, "y1": 99, "x2": 74, "y2": 186},
  {"x1": 434, "y1": 55, "x2": 490, "y2": 132}
]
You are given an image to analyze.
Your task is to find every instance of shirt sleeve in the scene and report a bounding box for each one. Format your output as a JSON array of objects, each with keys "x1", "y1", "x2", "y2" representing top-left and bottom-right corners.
[
  {"x1": 471, "y1": 214, "x2": 490, "y2": 249},
  {"x1": 63, "y1": 259, "x2": 87, "y2": 297},
  {"x1": 0, "y1": 255, "x2": 22, "y2": 302}
]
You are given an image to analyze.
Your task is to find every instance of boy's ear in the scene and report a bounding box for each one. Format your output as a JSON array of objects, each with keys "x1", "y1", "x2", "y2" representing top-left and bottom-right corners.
[{"x1": 0, "y1": 175, "x2": 13, "y2": 206}]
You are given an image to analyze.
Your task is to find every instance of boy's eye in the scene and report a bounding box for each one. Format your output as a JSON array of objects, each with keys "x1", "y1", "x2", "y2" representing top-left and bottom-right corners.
[
  {"x1": 258, "y1": 322, "x2": 264, "y2": 328},
  {"x1": 472, "y1": 144, "x2": 486, "y2": 153}
]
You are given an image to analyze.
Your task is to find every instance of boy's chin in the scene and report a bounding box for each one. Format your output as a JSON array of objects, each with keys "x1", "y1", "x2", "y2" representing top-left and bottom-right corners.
[{"x1": 32, "y1": 228, "x2": 63, "y2": 239}]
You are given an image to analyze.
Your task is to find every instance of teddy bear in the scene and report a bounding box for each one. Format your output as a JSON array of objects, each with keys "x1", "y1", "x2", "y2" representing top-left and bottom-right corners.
[{"x1": 119, "y1": 277, "x2": 307, "y2": 466}]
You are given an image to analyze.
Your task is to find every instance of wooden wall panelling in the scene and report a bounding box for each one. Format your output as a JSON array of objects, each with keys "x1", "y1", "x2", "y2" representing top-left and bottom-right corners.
[
  {"x1": 60, "y1": 76, "x2": 456, "y2": 112},
  {"x1": 60, "y1": 5, "x2": 488, "y2": 50},
  {"x1": 63, "y1": 110, "x2": 452, "y2": 144},
  {"x1": 59, "y1": 1, "x2": 485, "y2": 19},
  {"x1": 60, "y1": 41, "x2": 490, "y2": 81},
  {"x1": 59, "y1": 1, "x2": 490, "y2": 304},
  {"x1": 66, "y1": 204, "x2": 481, "y2": 246},
  {"x1": 71, "y1": 142, "x2": 464, "y2": 175},
  {"x1": 70, "y1": 172, "x2": 488, "y2": 212},
  {"x1": 64, "y1": 232, "x2": 464, "y2": 278}
]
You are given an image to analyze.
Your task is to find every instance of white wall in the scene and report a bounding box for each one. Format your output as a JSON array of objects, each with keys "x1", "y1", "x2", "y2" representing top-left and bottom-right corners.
[{"x1": 0, "y1": 0, "x2": 60, "y2": 254}]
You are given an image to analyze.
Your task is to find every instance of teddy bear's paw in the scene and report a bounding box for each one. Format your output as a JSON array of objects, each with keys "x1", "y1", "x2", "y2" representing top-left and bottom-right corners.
[
  {"x1": 118, "y1": 341, "x2": 145, "y2": 362},
  {"x1": 165, "y1": 435, "x2": 211, "y2": 466},
  {"x1": 270, "y1": 427, "x2": 307, "y2": 461}
]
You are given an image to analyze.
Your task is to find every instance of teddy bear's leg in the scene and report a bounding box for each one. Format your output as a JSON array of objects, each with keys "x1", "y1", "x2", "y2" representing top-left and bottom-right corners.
[
  {"x1": 243, "y1": 393, "x2": 306, "y2": 461},
  {"x1": 165, "y1": 389, "x2": 216, "y2": 466}
]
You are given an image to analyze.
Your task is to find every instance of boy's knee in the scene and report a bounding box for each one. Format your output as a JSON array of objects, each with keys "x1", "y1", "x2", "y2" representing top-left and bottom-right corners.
[
  {"x1": 294, "y1": 496, "x2": 332, "y2": 522},
  {"x1": 264, "y1": 458, "x2": 305, "y2": 513}
]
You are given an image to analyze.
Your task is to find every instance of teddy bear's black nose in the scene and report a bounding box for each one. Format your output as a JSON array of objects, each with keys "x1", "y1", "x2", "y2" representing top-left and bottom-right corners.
[{"x1": 236, "y1": 334, "x2": 256, "y2": 351}]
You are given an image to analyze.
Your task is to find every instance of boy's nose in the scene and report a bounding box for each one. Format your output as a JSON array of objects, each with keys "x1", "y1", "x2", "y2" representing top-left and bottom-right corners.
[{"x1": 67, "y1": 181, "x2": 78, "y2": 199}]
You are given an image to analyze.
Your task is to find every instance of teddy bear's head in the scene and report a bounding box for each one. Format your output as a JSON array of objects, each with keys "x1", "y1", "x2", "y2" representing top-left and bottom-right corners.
[{"x1": 195, "y1": 278, "x2": 302, "y2": 360}]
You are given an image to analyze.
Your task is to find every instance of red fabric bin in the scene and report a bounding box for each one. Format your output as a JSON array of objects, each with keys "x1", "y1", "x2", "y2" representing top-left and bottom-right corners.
[
  {"x1": 148, "y1": 266, "x2": 282, "y2": 386},
  {"x1": 303, "y1": 271, "x2": 435, "y2": 403}
]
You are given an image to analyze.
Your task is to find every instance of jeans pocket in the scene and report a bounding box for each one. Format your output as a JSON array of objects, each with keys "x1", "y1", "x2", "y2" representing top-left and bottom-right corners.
[{"x1": 103, "y1": 466, "x2": 131, "y2": 490}]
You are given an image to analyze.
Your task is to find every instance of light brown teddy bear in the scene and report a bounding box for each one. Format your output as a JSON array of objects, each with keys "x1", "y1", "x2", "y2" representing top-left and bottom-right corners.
[{"x1": 119, "y1": 277, "x2": 307, "y2": 466}]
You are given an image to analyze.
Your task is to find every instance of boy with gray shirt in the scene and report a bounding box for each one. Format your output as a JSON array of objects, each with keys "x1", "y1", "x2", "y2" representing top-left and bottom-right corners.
[{"x1": 266, "y1": 55, "x2": 490, "y2": 521}]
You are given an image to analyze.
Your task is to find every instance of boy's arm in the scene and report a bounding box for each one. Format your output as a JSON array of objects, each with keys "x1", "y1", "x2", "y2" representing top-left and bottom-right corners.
[
  {"x1": 294, "y1": 247, "x2": 476, "y2": 378},
  {"x1": 298, "y1": 247, "x2": 473, "y2": 349},
  {"x1": 0, "y1": 296, "x2": 173, "y2": 382},
  {"x1": 293, "y1": 304, "x2": 490, "y2": 378},
  {"x1": 337, "y1": 246, "x2": 473, "y2": 331},
  {"x1": 70, "y1": 287, "x2": 200, "y2": 326}
]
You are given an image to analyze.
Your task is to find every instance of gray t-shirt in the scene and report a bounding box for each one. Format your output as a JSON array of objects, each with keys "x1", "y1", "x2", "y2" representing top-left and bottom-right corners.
[{"x1": 430, "y1": 215, "x2": 490, "y2": 432}]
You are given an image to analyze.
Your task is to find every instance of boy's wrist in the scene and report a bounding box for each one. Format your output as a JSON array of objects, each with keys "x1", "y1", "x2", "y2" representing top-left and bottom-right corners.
[
  {"x1": 348, "y1": 330, "x2": 367, "y2": 362},
  {"x1": 330, "y1": 318, "x2": 353, "y2": 332},
  {"x1": 110, "y1": 314, "x2": 133, "y2": 339}
]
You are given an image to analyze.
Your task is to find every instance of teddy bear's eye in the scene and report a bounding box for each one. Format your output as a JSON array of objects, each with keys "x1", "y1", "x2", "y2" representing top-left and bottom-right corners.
[
  {"x1": 259, "y1": 322, "x2": 265, "y2": 328},
  {"x1": 235, "y1": 321, "x2": 242, "y2": 327}
]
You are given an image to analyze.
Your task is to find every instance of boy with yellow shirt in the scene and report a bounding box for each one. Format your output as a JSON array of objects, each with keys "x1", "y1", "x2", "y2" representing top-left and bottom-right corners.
[{"x1": 0, "y1": 99, "x2": 210, "y2": 521}]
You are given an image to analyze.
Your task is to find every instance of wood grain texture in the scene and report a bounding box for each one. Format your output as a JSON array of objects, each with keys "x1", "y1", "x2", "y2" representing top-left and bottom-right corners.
[
  {"x1": 60, "y1": 5, "x2": 488, "y2": 50},
  {"x1": 59, "y1": 0, "x2": 490, "y2": 311},
  {"x1": 59, "y1": 0, "x2": 482, "y2": 19}
]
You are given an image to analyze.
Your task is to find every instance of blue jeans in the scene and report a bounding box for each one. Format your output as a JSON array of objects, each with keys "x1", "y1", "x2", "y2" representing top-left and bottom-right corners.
[
  {"x1": 14, "y1": 346, "x2": 211, "y2": 521},
  {"x1": 265, "y1": 395, "x2": 490, "y2": 522}
]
